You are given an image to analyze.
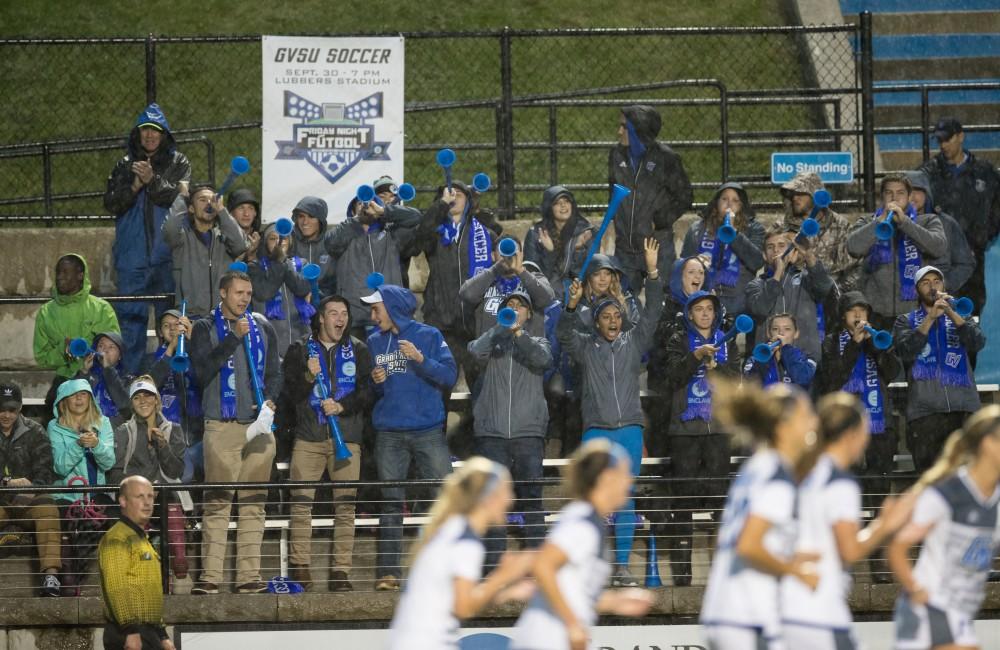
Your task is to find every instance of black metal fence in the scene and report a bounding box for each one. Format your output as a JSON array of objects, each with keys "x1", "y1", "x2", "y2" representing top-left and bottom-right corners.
[{"x1": 2, "y1": 15, "x2": 972, "y2": 221}]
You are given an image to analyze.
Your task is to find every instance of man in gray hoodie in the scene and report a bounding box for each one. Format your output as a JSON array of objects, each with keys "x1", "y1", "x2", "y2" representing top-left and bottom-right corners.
[
  {"x1": 905, "y1": 170, "x2": 975, "y2": 294},
  {"x1": 289, "y1": 196, "x2": 336, "y2": 298},
  {"x1": 468, "y1": 289, "x2": 552, "y2": 566}
]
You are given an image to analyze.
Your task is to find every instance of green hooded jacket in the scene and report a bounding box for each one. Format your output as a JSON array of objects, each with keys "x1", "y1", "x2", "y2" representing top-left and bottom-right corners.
[
  {"x1": 46, "y1": 378, "x2": 116, "y2": 503},
  {"x1": 33, "y1": 254, "x2": 120, "y2": 378}
]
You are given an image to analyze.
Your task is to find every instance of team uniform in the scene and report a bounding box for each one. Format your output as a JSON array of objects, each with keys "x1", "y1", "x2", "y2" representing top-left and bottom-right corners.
[
  {"x1": 701, "y1": 450, "x2": 798, "y2": 650},
  {"x1": 512, "y1": 500, "x2": 611, "y2": 650},
  {"x1": 894, "y1": 468, "x2": 1000, "y2": 649},
  {"x1": 781, "y1": 454, "x2": 861, "y2": 650},
  {"x1": 386, "y1": 515, "x2": 485, "y2": 650}
]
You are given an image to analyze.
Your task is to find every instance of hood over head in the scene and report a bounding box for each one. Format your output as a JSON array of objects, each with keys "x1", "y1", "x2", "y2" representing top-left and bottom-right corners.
[
  {"x1": 539, "y1": 185, "x2": 585, "y2": 221},
  {"x1": 92, "y1": 331, "x2": 125, "y2": 355},
  {"x1": 905, "y1": 170, "x2": 935, "y2": 212},
  {"x1": 377, "y1": 285, "x2": 418, "y2": 332},
  {"x1": 52, "y1": 378, "x2": 96, "y2": 419},
  {"x1": 838, "y1": 290, "x2": 873, "y2": 319},
  {"x1": 620, "y1": 105, "x2": 661, "y2": 146},
  {"x1": 669, "y1": 255, "x2": 711, "y2": 304},
  {"x1": 53, "y1": 253, "x2": 93, "y2": 304},
  {"x1": 682, "y1": 290, "x2": 724, "y2": 333},
  {"x1": 227, "y1": 188, "x2": 262, "y2": 229},
  {"x1": 702, "y1": 181, "x2": 755, "y2": 220},
  {"x1": 583, "y1": 253, "x2": 622, "y2": 280},
  {"x1": 293, "y1": 196, "x2": 329, "y2": 235},
  {"x1": 127, "y1": 103, "x2": 176, "y2": 164}
]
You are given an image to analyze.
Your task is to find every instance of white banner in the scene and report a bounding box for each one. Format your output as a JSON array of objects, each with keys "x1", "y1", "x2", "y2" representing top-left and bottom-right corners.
[{"x1": 261, "y1": 35, "x2": 405, "y2": 224}]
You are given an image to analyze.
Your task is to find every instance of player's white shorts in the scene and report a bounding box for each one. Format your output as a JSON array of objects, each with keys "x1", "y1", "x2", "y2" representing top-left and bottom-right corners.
[
  {"x1": 782, "y1": 622, "x2": 859, "y2": 650},
  {"x1": 894, "y1": 596, "x2": 977, "y2": 649},
  {"x1": 704, "y1": 624, "x2": 785, "y2": 650}
]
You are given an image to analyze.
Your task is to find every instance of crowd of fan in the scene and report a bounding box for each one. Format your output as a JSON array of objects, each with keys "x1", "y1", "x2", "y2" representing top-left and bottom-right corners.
[{"x1": 2, "y1": 102, "x2": 998, "y2": 596}]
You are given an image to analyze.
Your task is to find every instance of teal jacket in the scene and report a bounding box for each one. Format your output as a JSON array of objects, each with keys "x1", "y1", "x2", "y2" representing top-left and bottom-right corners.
[{"x1": 46, "y1": 379, "x2": 116, "y2": 502}]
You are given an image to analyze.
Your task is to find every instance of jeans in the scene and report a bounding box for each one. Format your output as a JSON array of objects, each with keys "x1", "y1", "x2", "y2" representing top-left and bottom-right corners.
[
  {"x1": 115, "y1": 263, "x2": 174, "y2": 375},
  {"x1": 475, "y1": 436, "x2": 545, "y2": 569},
  {"x1": 583, "y1": 425, "x2": 643, "y2": 567},
  {"x1": 375, "y1": 429, "x2": 452, "y2": 578}
]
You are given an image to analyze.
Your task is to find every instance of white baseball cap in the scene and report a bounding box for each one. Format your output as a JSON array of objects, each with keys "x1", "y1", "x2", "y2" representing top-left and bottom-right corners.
[
  {"x1": 914, "y1": 265, "x2": 944, "y2": 286},
  {"x1": 360, "y1": 290, "x2": 384, "y2": 305},
  {"x1": 129, "y1": 380, "x2": 159, "y2": 399}
]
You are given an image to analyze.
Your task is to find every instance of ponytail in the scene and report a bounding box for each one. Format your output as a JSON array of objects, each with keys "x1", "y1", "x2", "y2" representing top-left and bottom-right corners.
[
  {"x1": 915, "y1": 405, "x2": 1000, "y2": 491},
  {"x1": 564, "y1": 438, "x2": 629, "y2": 501},
  {"x1": 408, "y1": 457, "x2": 508, "y2": 562}
]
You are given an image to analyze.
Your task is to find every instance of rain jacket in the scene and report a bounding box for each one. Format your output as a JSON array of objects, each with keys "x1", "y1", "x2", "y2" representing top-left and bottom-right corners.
[
  {"x1": 33, "y1": 254, "x2": 120, "y2": 378},
  {"x1": 906, "y1": 171, "x2": 975, "y2": 292},
  {"x1": 46, "y1": 379, "x2": 116, "y2": 502},
  {"x1": 367, "y1": 286, "x2": 458, "y2": 433},
  {"x1": 104, "y1": 104, "x2": 191, "y2": 273},
  {"x1": 523, "y1": 186, "x2": 597, "y2": 289},
  {"x1": 608, "y1": 105, "x2": 693, "y2": 265},
  {"x1": 0, "y1": 415, "x2": 54, "y2": 504},
  {"x1": 289, "y1": 196, "x2": 338, "y2": 298}
]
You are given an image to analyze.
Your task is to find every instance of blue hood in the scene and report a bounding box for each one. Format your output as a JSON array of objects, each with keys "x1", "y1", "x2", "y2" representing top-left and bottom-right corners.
[
  {"x1": 669, "y1": 256, "x2": 711, "y2": 305},
  {"x1": 128, "y1": 103, "x2": 176, "y2": 160},
  {"x1": 682, "y1": 290, "x2": 724, "y2": 333},
  {"x1": 380, "y1": 285, "x2": 418, "y2": 332}
]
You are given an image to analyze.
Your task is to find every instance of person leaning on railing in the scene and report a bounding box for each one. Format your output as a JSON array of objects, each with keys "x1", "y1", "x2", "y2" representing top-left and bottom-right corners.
[{"x1": 0, "y1": 382, "x2": 62, "y2": 597}]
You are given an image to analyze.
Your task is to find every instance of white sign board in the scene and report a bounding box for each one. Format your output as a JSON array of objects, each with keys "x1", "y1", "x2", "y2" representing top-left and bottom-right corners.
[{"x1": 261, "y1": 36, "x2": 405, "y2": 223}]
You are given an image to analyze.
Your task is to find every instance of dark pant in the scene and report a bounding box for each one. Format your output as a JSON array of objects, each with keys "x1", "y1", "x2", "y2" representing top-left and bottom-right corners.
[
  {"x1": 114, "y1": 262, "x2": 174, "y2": 375},
  {"x1": 443, "y1": 329, "x2": 478, "y2": 458},
  {"x1": 475, "y1": 436, "x2": 545, "y2": 569},
  {"x1": 859, "y1": 428, "x2": 898, "y2": 583},
  {"x1": 375, "y1": 429, "x2": 452, "y2": 579},
  {"x1": 907, "y1": 412, "x2": 969, "y2": 473},
  {"x1": 103, "y1": 624, "x2": 165, "y2": 650},
  {"x1": 664, "y1": 434, "x2": 730, "y2": 585}
]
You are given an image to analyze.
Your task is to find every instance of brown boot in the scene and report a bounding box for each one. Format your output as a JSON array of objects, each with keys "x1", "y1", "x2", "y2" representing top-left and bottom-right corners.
[
  {"x1": 289, "y1": 563, "x2": 312, "y2": 591},
  {"x1": 329, "y1": 569, "x2": 353, "y2": 592}
]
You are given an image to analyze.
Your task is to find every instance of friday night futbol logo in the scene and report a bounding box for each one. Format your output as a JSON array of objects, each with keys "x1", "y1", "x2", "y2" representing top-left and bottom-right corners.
[{"x1": 275, "y1": 90, "x2": 391, "y2": 184}]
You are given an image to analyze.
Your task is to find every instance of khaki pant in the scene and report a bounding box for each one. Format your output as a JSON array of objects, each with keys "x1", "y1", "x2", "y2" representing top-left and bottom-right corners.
[
  {"x1": 289, "y1": 439, "x2": 361, "y2": 570},
  {"x1": 200, "y1": 420, "x2": 276, "y2": 586},
  {"x1": 0, "y1": 498, "x2": 60, "y2": 571}
]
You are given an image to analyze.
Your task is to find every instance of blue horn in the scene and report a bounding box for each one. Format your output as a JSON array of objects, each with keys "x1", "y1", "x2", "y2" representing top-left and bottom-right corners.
[
  {"x1": 68, "y1": 338, "x2": 95, "y2": 358},
  {"x1": 229, "y1": 261, "x2": 248, "y2": 273},
  {"x1": 472, "y1": 172, "x2": 491, "y2": 193},
  {"x1": 497, "y1": 307, "x2": 518, "y2": 328},
  {"x1": 578, "y1": 184, "x2": 632, "y2": 282},
  {"x1": 875, "y1": 210, "x2": 896, "y2": 241},
  {"x1": 863, "y1": 325, "x2": 893, "y2": 351},
  {"x1": 366, "y1": 272, "x2": 385, "y2": 290},
  {"x1": 216, "y1": 155, "x2": 250, "y2": 197},
  {"x1": 397, "y1": 182, "x2": 416, "y2": 202},
  {"x1": 752, "y1": 340, "x2": 782, "y2": 363},
  {"x1": 275, "y1": 217, "x2": 294, "y2": 238},
  {"x1": 302, "y1": 263, "x2": 322, "y2": 309},
  {"x1": 720, "y1": 314, "x2": 754, "y2": 344},
  {"x1": 170, "y1": 300, "x2": 190, "y2": 372},
  {"x1": 498, "y1": 237, "x2": 518, "y2": 258},
  {"x1": 436, "y1": 148, "x2": 456, "y2": 191},
  {"x1": 717, "y1": 210, "x2": 737, "y2": 245}
]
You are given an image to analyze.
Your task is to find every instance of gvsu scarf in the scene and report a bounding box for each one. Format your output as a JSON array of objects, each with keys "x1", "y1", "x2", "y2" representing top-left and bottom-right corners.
[
  {"x1": 838, "y1": 331, "x2": 886, "y2": 434},
  {"x1": 259, "y1": 256, "x2": 316, "y2": 325},
  {"x1": 307, "y1": 338, "x2": 357, "y2": 425},
  {"x1": 437, "y1": 202, "x2": 493, "y2": 279},
  {"x1": 908, "y1": 307, "x2": 971, "y2": 387},
  {"x1": 214, "y1": 305, "x2": 266, "y2": 420},
  {"x1": 680, "y1": 328, "x2": 727, "y2": 421},
  {"x1": 865, "y1": 205, "x2": 922, "y2": 301}
]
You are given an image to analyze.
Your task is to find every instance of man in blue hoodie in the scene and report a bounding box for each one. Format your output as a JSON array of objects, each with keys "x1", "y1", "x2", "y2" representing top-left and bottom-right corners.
[
  {"x1": 104, "y1": 104, "x2": 191, "y2": 374},
  {"x1": 361, "y1": 284, "x2": 458, "y2": 591}
]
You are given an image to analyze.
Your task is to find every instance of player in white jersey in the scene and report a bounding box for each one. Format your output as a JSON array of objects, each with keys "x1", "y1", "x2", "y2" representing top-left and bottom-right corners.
[
  {"x1": 889, "y1": 405, "x2": 1000, "y2": 650},
  {"x1": 700, "y1": 381, "x2": 820, "y2": 650},
  {"x1": 782, "y1": 392, "x2": 916, "y2": 650},
  {"x1": 387, "y1": 457, "x2": 535, "y2": 650},
  {"x1": 512, "y1": 438, "x2": 654, "y2": 650}
]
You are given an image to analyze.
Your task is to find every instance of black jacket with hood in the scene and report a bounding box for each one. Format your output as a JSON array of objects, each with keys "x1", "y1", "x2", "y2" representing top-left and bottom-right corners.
[
  {"x1": 413, "y1": 182, "x2": 504, "y2": 336},
  {"x1": 523, "y1": 186, "x2": 596, "y2": 290},
  {"x1": 905, "y1": 170, "x2": 975, "y2": 292},
  {"x1": 608, "y1": 106, "x2": 693, "y2": 265},
  {"x1": 0, "y1": 415, "x2": 55, "y2": 503}
]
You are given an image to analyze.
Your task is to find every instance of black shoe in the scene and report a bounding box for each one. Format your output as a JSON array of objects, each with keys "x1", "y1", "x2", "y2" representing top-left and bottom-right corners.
[
  {"x1": 329, "y1": 570, "x2": 353, "y2": 592},
  {"x1": 191, "y1": 581, "x2": 219, "y2": 595},
  {"x1": 235, "y1": 581, "x2": 269, "y2": 594},
  {"x1": 41, "y1": 573, "x2": 61, "y2": 597}
]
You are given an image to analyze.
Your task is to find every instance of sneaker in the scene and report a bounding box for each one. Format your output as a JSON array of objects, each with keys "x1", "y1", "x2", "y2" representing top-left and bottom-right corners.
[
  {"x1": 374, "y1": 576, "x2": 400, "y2": 592},
  {"x1": 610, "y1": 566, "x2": 639, "y2": 587},
  {"x1": 191, "y1": 582, "x2": 219, "y2": 595},
  {"x1": 236, "y1": 581, "x2": 269, "y2": 594},
  {"x1": 40, "y1": 573, "x2": 61, "y2": 597},
  {"x1": 289, "y1": 564, "x2": 313, "y2": 591},
  {"x1": 329, "y1": 570, "x2": 353, "y2": 593}
]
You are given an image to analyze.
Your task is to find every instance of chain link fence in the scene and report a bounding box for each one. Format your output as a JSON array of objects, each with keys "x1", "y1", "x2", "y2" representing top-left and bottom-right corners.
[{"x1": 0, "y1": 24, "x2": 866, "y2": 219}]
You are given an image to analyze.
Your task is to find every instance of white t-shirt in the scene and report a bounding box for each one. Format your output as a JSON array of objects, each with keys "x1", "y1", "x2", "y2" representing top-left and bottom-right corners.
[
  {"x1": 386, "y1": 515, "x2": 485, "y2": 650},
  {"x1": 512, "y1": 500, "x2": 611, "y2": 650},
  {"x1": 781, "y1": 453, "x2": 860, "y2": 629},
  {"x1": 911, "y1": 467, "x2": 1000, "y2": 617},
  {"x1": 701, "y1": 449, "x2": 798, "y2": 639}
]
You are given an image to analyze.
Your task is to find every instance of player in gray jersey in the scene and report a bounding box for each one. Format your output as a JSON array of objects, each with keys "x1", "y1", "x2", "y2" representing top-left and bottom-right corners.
[{"x1": 889, "y1": 404, "x2": 1000, "y2": 650}]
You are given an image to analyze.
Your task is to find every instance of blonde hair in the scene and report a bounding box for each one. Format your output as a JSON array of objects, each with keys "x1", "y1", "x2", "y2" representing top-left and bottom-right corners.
[
  {"x1": 915, "y1": 405, "x2": 1000, "y2": 491},
  {"x1": 409, "y1": 457, "x2": 509, "y2": 562},
  {"x1": 711, "y1": 378, "x2": 805, "y2": 448},
  {"x1": 130, "y1": 375, "x2": 163, "y2": 427},
  {"x1": 57, "y1": 391, "x2": 103, "y2": 431}
]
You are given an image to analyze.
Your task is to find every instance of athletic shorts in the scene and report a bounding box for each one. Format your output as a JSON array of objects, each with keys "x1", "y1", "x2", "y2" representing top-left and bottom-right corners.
[
  {"x1": 894, "y1": 596, "x2": 977, "y2": 649},
  {"x1": 704, "y1": 624, "x2": 784, "y2": 650},
  {"x1": 782, "y1": 622, "x2": 859, "y2": 650}
]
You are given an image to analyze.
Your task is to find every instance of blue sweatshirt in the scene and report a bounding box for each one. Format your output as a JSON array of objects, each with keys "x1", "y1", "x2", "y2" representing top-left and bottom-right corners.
[{"x1": 367, "y1": 285, "x2": 458, "y2": 433}]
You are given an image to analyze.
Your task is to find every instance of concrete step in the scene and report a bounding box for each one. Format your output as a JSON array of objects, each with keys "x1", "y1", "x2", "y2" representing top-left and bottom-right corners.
[
  {"x1": 841, "y1": 0, "x2": 1000, "y2": 14},
  {"x1": 881, "y1": 148, "x2": 1000, "y2": 170},
  {"x1": 860, "y1": 12, "x2": 1000, "y2": 36},
  {"x1": 877, "y1": 130, "x2": 1000, "y2": 150},
  {"x1": 875, "y1": 102, "x2": 1000, "y2": 126},
  {"x1": 869, "y1": 33, "x2": 1000, "y2": 60},
  {"x1": 874, "y1": 78, "x2": 1000, "y2": 105},
  {"x1": 875, "y1": 57, "x2": 1000, "y2": 81}
]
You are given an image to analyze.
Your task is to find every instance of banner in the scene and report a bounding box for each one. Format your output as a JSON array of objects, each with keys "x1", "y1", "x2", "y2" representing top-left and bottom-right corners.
[{"x1": 262, "y1": 35, "x2": 405, "y2": 223}]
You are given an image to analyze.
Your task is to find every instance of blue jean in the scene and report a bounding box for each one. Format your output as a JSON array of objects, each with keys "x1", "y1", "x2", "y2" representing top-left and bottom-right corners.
[
  {"x1": 475, "y1": 436, "x2": 545, "y2": 569},
  {"x1": 115, "y1": 263, "x2": 174, "y2": 374},
  {"x1": 375, "y1": 428, "x2": 452, "y2": 578},
  {"x1": 182, "y1": 441, "x2": 204, "y2": 484},
  {"x1": 583, "y1": 425, "x2": 643, "y2": 566}
]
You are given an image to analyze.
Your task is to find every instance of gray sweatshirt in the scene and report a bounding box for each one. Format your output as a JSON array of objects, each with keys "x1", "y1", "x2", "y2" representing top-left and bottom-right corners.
[
  {"x1": 469, "y1": 325, "x2": 552, "y2": 439},
  {"x1": 108, "y1": 414, "x2": 185, "y2": 486},
  {"x1": 556, "y1": 276, "x2": 664, "y2": 430},
  {"x1": 458, "y1": 263, "x2": 556, "y2": 338}
]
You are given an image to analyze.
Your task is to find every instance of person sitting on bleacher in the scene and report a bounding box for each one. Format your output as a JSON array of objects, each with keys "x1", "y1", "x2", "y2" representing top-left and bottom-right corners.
[
  {"x1": 143, "y1": 309, "x2": 203, "y2": 483},
  {"x1": 893, "y1": 265, "x2": 986, "y2": 472},
  {"x1": 248, "y1": 222, "x2": 314, "y2": 358},
  {"x1": 108, "y1": 377, "x2": 188, "y2": 585},
  {"x1": 659, "y1": 290, "x2": 742, "y2": 586},
  {"x1": 557, "y1": 238, "x2": 663, "y2": 587},
  {"x1": 742, "y1": 313, "x2": 815, "y2": 389},
  {"x1": 79, "y1": 332, "x2": 132, "y2": 429},
  {"x1": 281, "y1": 295, "x2": 373, "y2": 593},
  {"x1": 468, "y1": 289, "x2": 552, "y2": 567},
  {"x1": 0, "y1": 382, "x2": 62, "y2": 597},
  {"x1": 34, "y1": 253, "x2": 120, "y2": 426}
]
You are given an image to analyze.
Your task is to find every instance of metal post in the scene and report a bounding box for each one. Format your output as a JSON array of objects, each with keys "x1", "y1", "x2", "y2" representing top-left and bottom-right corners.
[
  {"x1": 859, "y1": 12, "x2": 876, "y2": 212},
  {"x1": 719, "y1": 87, "x2": 730, "y2": 182},
  {"x1": 499, "y1": 27, "x2": 515, "y2": 218},
  {"x1": 920, "y1": 86, "x2": 931, "y2": 163},
  {"x1": 833, "y1": 101, "x2": 843, "y2": 153},
  {"x1": 158, "y1": 487, "x2": 170, "y2": 594},
  {"x1": 145, "y1": 34, "x2": 157, "y2": 105},
  {"x1": 41, "y1": 144, "x2": 53, "y2": 220},
  {"x1": 548, "y1": 106, "x2": 559, "y2": 186}
]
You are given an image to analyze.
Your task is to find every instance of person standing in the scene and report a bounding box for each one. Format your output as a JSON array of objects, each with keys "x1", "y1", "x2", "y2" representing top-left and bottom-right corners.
[
  {"x1": 362, "y1": 284, "x2": 458, "y2": 591},
  {"x1": 247, "y1": 223, "x2": 314, "y2": 357},
  {"x1": 906, "y1": 170, "x2": 975, "y2": 295},
  {"x1": 104, "y1": 103, "x2": 190, "y2": 374},
  {"x1": 98, "y1": 475, "x2": 175, "y2": 650},
  {"x1": 288, "y1": 196, "x2": 337, "y2": 298},
  {"x1": 188, "y1": 270, "x2": 282, "y2": 594}
]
